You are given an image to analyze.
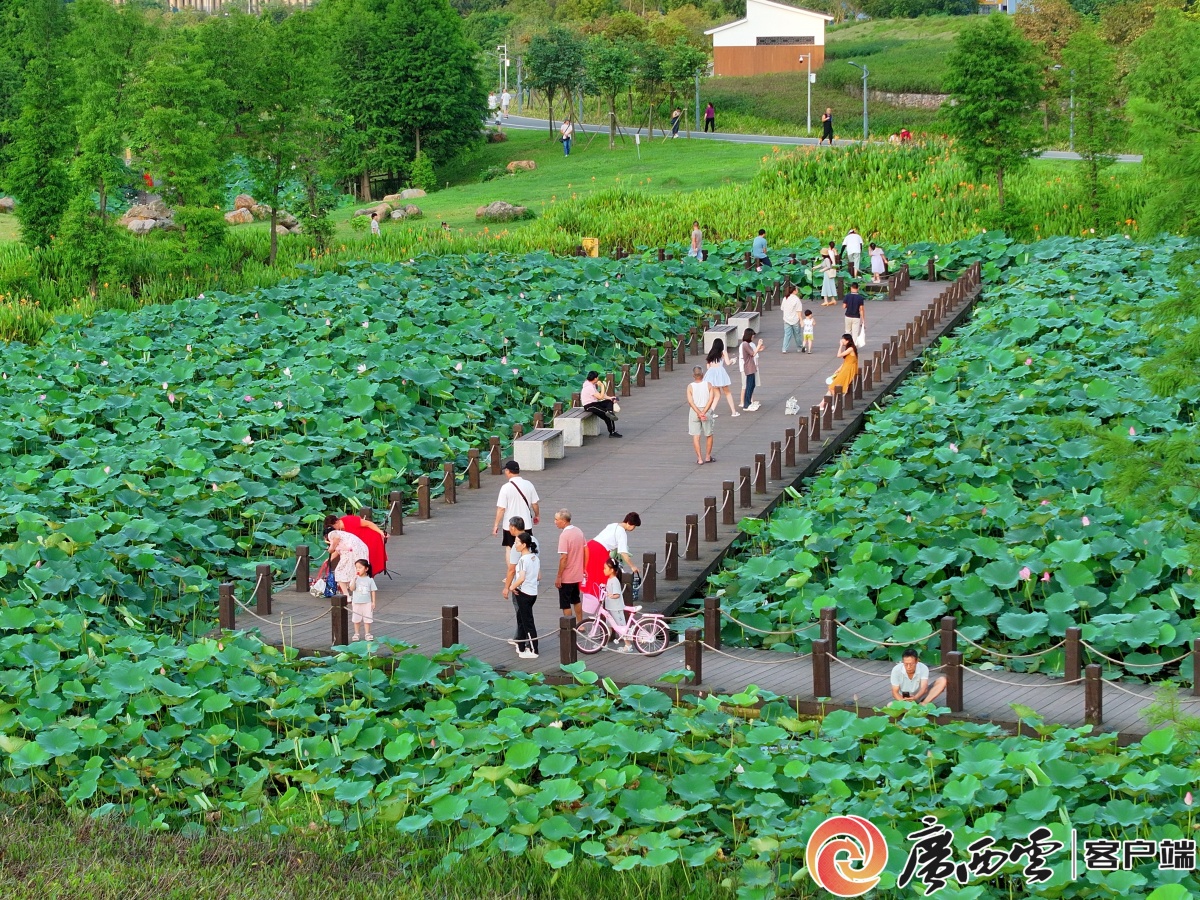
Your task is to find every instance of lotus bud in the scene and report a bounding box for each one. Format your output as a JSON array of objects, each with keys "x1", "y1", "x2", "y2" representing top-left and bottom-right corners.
[{"x1": 1019, "y1": 567, "x2": 1032, "y2": 581}]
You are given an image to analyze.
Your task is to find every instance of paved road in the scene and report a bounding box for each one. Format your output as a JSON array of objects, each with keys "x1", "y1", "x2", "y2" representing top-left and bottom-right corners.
[{"x1": 497, "y1": 114, "x2": 1143, "y2": 164}]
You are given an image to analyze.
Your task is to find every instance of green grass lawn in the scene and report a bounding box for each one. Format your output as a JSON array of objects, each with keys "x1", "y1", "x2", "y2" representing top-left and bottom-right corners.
[
  {"x1": 0, "y1": 213, "x2": 18, "y2": 243},
  {"x1": 823, "y1": 15, "x2": 971, "y2": 94}
]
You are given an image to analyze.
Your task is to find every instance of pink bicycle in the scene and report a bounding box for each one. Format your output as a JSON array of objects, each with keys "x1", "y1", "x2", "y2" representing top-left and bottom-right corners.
[{"x1": 575, "y1": 591, "x2": 670, "y2": 656}]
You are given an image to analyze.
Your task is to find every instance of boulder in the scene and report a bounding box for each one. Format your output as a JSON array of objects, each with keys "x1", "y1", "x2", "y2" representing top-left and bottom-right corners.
[
  {"x1": 125, "y1": 217, "x2": 159, "y2": 235},
  {"x1": 382, "y1": 193, "x2": 405, "y2": 203},
  {"x1": 234, "y1": 193, "x2": 257, "y2": 211},
  {"x1": 400, "y1": 188, "x2": 426, "y2": 199},
  {"x1": 353, "y1": 202, "x2": 393, "y2": 219},
  {"x1": 277, "y1": 212, "x2": 299, "y2": 228},
  {"x1": 224, "y1": 208, "x2": 254, "y2": 226},
  {"x1": 475, "y1": 200, "x2": 529, "y2": 223},
  {"x1": 274, "y1": 224, "x2": 290, "y2": 235},
  {"x1": 0, "y1": 197, "x2": 13, "y2": 213},
  {"x1": 506, "y1": 160, "x2": 536, "y2": 173},
  {"x1": 122, "y1": 199, "x2": 173, "y2": 222},
  {"x1": 390, "y1": 204, "x2": 423, "y2": 220}
]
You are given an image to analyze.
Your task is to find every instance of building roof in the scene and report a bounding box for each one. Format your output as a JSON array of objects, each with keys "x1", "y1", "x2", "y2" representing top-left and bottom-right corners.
[{"x1": 704, "y1": 0, "x2": 835, "y2": 35}]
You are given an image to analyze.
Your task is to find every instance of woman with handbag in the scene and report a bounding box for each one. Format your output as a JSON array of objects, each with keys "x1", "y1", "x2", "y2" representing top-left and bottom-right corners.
[
  {"x1": 581, "y1": 371, "x2": 621, "y2": 438},
  {"x1": 560, "y1": 118, "x2": 574, "y2": 156}
]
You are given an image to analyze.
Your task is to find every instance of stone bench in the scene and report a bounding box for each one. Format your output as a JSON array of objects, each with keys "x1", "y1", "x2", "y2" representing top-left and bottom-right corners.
[
  {"x1": 513, "y1": 428, "x2": 565, "y2": 471},
  {"x1": 553, "y1": 408, "x2": 600, "y2": 448},
  {"x1": 703, "y1": 322, "x2": 738, "y2": 355},
  {"x1": 729, "y1": 310, "x2": 761, "y2": 337}
]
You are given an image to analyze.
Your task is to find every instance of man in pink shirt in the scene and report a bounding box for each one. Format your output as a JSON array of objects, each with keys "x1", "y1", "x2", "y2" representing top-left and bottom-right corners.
[{"x1": 554, "y1": 508, "x2": 588, "y2": 623}]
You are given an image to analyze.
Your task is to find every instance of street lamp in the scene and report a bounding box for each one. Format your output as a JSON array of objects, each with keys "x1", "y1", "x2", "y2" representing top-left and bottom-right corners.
[
  {"x1": 497, "y1": 43, "x2": 509, "y2": 94},
  {"x1": 798, "y1": 54, "x2": 812, "y2": 135},
  {"x1": 847, "y1": 61, "x2": 869, "y2": 143},
  {"x1": 1052, "y1": 64, "x2": 1075, "y2": 153}
]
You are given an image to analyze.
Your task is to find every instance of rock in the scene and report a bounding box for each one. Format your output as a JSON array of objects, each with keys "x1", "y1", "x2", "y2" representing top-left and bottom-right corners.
[
  {"x1": 274, "y1": 224, "x2": 290, "y2": 235},
  {"x1": 122, "y1": 199, "x2": 173, "y2": 222},
  {"x1": 125, "y1": 217, "x2": 158, "y2": 235},
  {"x1": 277, "y1": 212, "x2": 299, "y2": 228},
  {"x1": 0, "y1": 197, "x2": 13, "y2": 213},
  {"x1": 224, "y1": 208, "x2": 254, "y2": 226},
  {"x1": 234, "y1": 193, "x2": 257, "y2": 211},
  {"x1": 400, "y1": 188, "x2": 426, "y2": 199},
  {"x1": 353, "y1": 202, "x2": 393, "y2": 219},
  {"x1": 475, "y1": 200, "x2": 529, "y2": 223},
  {"x1": 287, "y1": 224, "x2": 303, "y2": 235},
  {"x1": 382, "y1": 193, "x2": 404, "y2": 203},
  {"x1": 506, "y1": 160, "x2": 536, "y2": 173},
  {"x1": 390, "y1": 204, "x2": 423, "y2": 220}
]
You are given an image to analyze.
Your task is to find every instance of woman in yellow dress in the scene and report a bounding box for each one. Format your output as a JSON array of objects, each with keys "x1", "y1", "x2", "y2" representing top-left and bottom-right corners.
[{"x1": 828, "y1": 333, "x2": 859, "y2": 398}]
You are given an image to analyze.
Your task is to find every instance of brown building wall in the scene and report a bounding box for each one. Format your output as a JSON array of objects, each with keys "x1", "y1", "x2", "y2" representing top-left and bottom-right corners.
[{"x1": 713, "y1": 45, "x2": 826, "y2": 78}]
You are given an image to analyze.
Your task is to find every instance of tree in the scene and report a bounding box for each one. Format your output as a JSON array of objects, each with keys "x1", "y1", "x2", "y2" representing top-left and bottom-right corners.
[
  {"x1": 6, "y1": 0, "x2": 71, "y2": 249},
  {"x1": 663, "y1": 36, "x2": 707, "y2": 113},
  {"x1": 585, "y1": 37, "x2": 635, "y2": 149},
  {"x1": 634, "y1": 40, "x2": 666, "y2": 135},
  {"x1": 1014, "y1": 0, "x2": 1082, "y2": 133},
  {"x1": 943, "y1": 14, "x2": 1044, "y2": 208},
  {"x1": 1060, "y1": 25, "x2": 1124, "y2": 226},
  {"x1": 526, "y1": 26, "x2": 585, "y2": 137},
  {"x1": 1125, "y1": 9, "x2": 1200, "y2": 235},
  {"x1": 0, "y1": 0, "x2": 26, "y2": 166}
]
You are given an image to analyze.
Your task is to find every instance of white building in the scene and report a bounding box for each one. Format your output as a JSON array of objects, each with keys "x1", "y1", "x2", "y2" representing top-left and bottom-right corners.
[{"x1": 705, "y1": 0, "x2": 834, "y2": 78}]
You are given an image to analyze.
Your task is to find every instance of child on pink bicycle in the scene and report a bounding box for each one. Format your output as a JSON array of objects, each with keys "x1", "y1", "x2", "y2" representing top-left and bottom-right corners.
[{"x1": 603, "y1": 557, "x2": 635, "y2": 653}]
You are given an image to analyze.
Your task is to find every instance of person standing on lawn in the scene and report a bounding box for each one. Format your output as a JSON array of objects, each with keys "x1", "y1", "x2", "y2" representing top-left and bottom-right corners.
[
  {"x1": 687, "y1": 366, "x2": 716, "y2": 466},
  {"x1": 560, "y1": 118, "x2": 574, "y2": 156},
  {"x1": 671, "y1": 107, "x2": 682, "y2": 138}
]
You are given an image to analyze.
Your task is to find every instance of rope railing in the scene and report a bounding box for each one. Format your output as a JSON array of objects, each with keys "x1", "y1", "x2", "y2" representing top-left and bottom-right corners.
[
  {"x1": 657, "y1": 541, "x2": 674, "y2": 575},
  {"x1": 232, "y1": 594, "x2": 330, "y2": 630},
  {"x1": 720, "y1": 609, "x2": 820, "y2": 637},
  {"x1": 955, "y1": 632, "x2": 1065, "y2": 661},
  {"x1": 1103, "y1": 678, "x2": 1200, "y2": 704},
  {"x1": 837, "y1": 621, "x2": 938, "y2": 648},
  {"x1": 368, "y1": 615, "x2": 444, "y2": 628},
  {"x1": 703, "y1": 643, "x2": 809, "y2": 666},
  {"x1": 456, "y1": 618, "x2": 562, "y2": 645},
  {"x1": 964, "y1": 669, "x2": 1083, "y2": 689},
  {"x1": 828, "y1": 655, "x2": 892, "y2": 679},
  {"x1": 1079, "y1": 641, "x2": 1194, "y2": 670}
]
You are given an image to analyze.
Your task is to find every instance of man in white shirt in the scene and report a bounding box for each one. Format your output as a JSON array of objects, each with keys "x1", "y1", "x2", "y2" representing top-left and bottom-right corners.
[
  {"x1": 780, "y1": 285, "x2": 804, "y2": 353},
  {"x1": 501, "y1": 90, "x2": 511, "y2": 119},
  {"x1": 492, "y1": 460, "x2": 540, "y2": 561},
  {"x1": 841, "y1": 227, "x2": 864, "y2": 278},
  {"x1": 686, "y1": 366, "x2": 716, "y2": 465},
  {"x1": 890, "y1": 648, "x2": 947, "y2": 705}
]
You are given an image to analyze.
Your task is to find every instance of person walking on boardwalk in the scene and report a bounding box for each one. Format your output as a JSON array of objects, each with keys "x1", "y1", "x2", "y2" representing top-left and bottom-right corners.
[
  {"x1": 554, "y1": 509, "x2": 587, "y2": 624},
  {"x1": 843, "y1": 280, "x2": 866, "y2": 348},
  {"x1": 581, "y1": 370, "x2": 621, "y2": 438},
  {"x1": 841, "y1": 227, "x2": 863, "y2": 278},
  {"x1": 492, "y1": 460, "x2": 540, "y2": 564},
  {"x1": 818, "y1": 252, "x2": 838, "y2": 307},
  {"x1": 820, "y1": 108, "x2": 834, "y2": 146},
  {"x1": 704, "y1": 338, "x2": 739, "y2": 417},
  {"x1": 751, "y1": 229, "x2": 771, "y2": 270},
  {"x1": 687, "y1": 366, "x2": 717, "y2": 466},
  {"x1": 560, "y1": 118, "x2": 574, "y2": 156},
  {"x1": 890, "y1": 648, "x2": 947, "y2": 706},
  {"x1": 704, "y1": 102, "x2": 715, "y2": 133},
  {"x1": 740, "y1": 328, "x2": 764, "y2": 412},
  {"x1": 781, "y1": 284, "x2": 804, "y2": 353},
  {"x1": 689, "y1": 221, "x2": 703, "y2": 259},
  {"x1": 671, "y1": 107, "x2": 682, "y2": 138},
  {"x1": 325, "y1": 527, "x2": 370, "y2": 598},
  {"x1": 507, "y1": 531, "x2": 541, "y2": 659},
  {"x1": 869, "y1": 241, "x2": 889, "y2": 283},
  {"x1": 584, "y1": 513, "x2": 642, "y2": 601},
  {"x1": 803, "y1": 308, "x2": 815, "y2": 354}
]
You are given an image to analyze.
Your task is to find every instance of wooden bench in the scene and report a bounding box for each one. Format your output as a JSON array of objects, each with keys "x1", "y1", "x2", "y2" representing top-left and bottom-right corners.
[
  {"x1": 553, "y1": 408, "x2": 600, "y2": 448},
  {"x1": 513, "y1": 428, "x2": 565, "y2": 471},
  {"x1": 703, "y1": 322, "x2": 738, "y2": 355}
]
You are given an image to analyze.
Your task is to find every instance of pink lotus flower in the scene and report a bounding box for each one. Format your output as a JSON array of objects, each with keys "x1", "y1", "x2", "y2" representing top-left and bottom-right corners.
[
  {"x1": 519, "y1": 293, "x2": 525, "y2": 298},
  {"x1": 454, "y1": 362, "x2": 463, "y2": 371},
  {"x1": 357, "y1": 364, "x2": 366, "y2": 373},
  {"x1": 274, "y1": 401, "x2": 283, "y2": 409},
  {"x1": 1042, "y1": 571, "x2": 1051, "y2": 582},
  {"x1": 241, "y1": 435, "x2": 253, "y2": 445},
  {"x1": 186, "y1": 345, "x2": 192, "y2": 352},
  {"x1": 981, "y1": 507, "x2": 988, "y2": 516},
  {"x1": 501, "y1": 356, "x2": 508, "y2": 365},
  {"x1": 100, "y1": 361, "x2": 107, "y2": 367},
  {"x1": 361, "y1": 320, "x2": 369, "y2": 328},
  {"x1": 103, "y1": 466, "x2": 111, "y2": 475},
  {"x1": 244, "y1": 395, "x2": 253, "y2": 402},
  {"x1": 1025, "y1": 358, "x2": 1032, "y2": 366},
  {"x1": 905, "y1": 515, "x2": 912, "y2": 523},
  {"x1": 1081, "y1": 516, "x2": 1090, "y2": 526},
  {"x1": 949, "y1": 442, "x2": 958, "y2": 453},
  {"x1": 325, "y1": 319, "x2": 331, "y2": 326},
  {"x1": 38, "y1": 394, "x2": 44, "y2": 401},
  {"x1": 254, "y1": 312, "x2": 259, "y2": 319},
  {"x1": 162, "y1": 382, "x2": 168, "y2": 390},
  {"x1": 1019, "y1": 567, "x2": 1032, "y2": 581},
  {"x1": 212, "y1": 483, "x2": 218, "y2": 491},
  {"x1": 1041, "y1": 499, "x2": 1049, "y2": 506},
  {"x1": 168, "y1": 393, "x2": 175, "y2": 403},
  {"x1": 1187, "y1": 792, "x2": 1194, "y2": 807},
  {"x1": 1129, "y1": 426, "x2": 1136, "y2": 436},
  {"x1": 512, "y1": 368, "x2": 519, "y2": 375},
  {"x1": 198, "y1": 293, "x2": 204, "y2": 300}
]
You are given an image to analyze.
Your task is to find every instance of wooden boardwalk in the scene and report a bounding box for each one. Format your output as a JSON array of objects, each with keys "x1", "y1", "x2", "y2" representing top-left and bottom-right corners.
[{"x1": 226, "y1": 269, "x2": 1172, "y2": 742}]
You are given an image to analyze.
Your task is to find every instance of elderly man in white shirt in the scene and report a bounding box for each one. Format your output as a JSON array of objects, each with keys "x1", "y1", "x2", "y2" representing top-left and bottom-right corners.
[{"x1": 890, "y1": 648, "x2": 947, "y2": 706}]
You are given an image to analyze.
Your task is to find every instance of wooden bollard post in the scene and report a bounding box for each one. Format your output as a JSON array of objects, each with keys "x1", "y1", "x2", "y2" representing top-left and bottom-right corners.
[
  {"x1": 664, "y1": 340, "x2": 674, "y2": 372},
  {"x1": 620, "y1": 364, "x2": 631, "y2": 396},
  {"x1": 636, "y1": 355, "x2": 646, "y2": 388},
  {"x1": 533, "y1": 412, "x2": 544, "y2": 429},
  {"x1": 844, "y1": 382, "x2": 855, "y2": 411},
  {"x1": 703, "y1": 497, "x2": 718, "y2": 541},
  {"x1": 685, "y1": 628, "x2": 703, "y2": 684},
  {"x1": 722, "y1": 481, "x2": 735, "y2": 525},
  {"x1": 552, "y1": 401, "x2": 563, "y2": 417},
  {"x1": 570, "y1": 392, "x2": 582, "y2": 408},
  {"x1": 927, "y1": 258, "x2": 937, "y2": 281},
  {"x1": 1065, "y1": 627, "x2": 1081, "y2": 683},
  {"x1": 854, "y1": 373, "x2": 864, "y2": 401},
  {"x1": 389, "y1": 490, "x2": 404, "y2": 536},
  {"x1": 833, "y1": 387, "x2": 845, "y2": 421},
  {"x1": 295, "y1": 545, "x2": 310, "y2": 591},
  {"x1": 650, "y1": 348, "x2": 660, "y2": 380},
  {"x1": 417, "y1": 476, "x2": 431, "y2": 519},
  {"x1": 489, "y1": 437, "x2": 501, "y2": 474},
  {"x1": 441, "y1": 605, "x2": 459, "y2": 647},
  {"x1": 676, "y1": 336, "x2": 686, "y2": 364},
  {"x1": 810, "y1": 406, "x2": 821, "y2": 441},
  {"x1": 704, "y1": 596, "x2": 721, "y2": 650},
  {"x1": 836, "y1": 276, "x2": 845, "y2": 302},
  {"x1": 689, "y1": 328, "x2": 699, "y2": 355},
  {"x1": 940, "y1": 616, "x2": 957, "y2": 665},
  {"x1": 606, "y1": 372, "x2": 616, "y2": 396},
  {"x1": 770, "y1": 440, "x2": 782, "y2": 481},
  {"x1": 467, "y1": 450, "x2": 481, "y2": 489},
  {"x1": 813, "y1": 639, "x2": 831, "y2": 698},
  {"x1": 797, "y1": 419, "x2": 809, "y2": 455},
  {"x1": 665, "y1": 532, "x2": 679, "y2": 581},
  {"x1": 877, "y1": 348, "x2": 888, "y2": 376},
  {"x1": 946, "y1": 651, "x2": 964, "y2": 712},
  {"x1": 1085, "y1": 664, "x2": 1103, "y2": 726},
  {"x1": 219, "y1": 583, "x2": 235, "y2": 630},
  {"x1": 443, "y1": 462, "x2": 457, "y2": 504},
  {"x1": 739, "y1": 466, "x2": 752, "y2": 508},
  {"x1": 256, "y1": 563, "x2": 272, "y2": 615},
  {"x1": 331, "y1": 594, "x2": 349, "y2": 646},
  {"x1": 754, "y1": 453, "x2": 767, "y2": 494},
  {"x1": 863, "y1": 364, "x2": 873, "y2": 393},
  {"x1": 684, "y1": 514, "x2": 699, "y2": 561},
  {"x1": 890, "y1": 338, "x2": 900, "y2": 368},
  {"x1": 559, "y1": 616, "x2": 578, "y2": 666},
  {"x1": 820, "y1": 605, "x2": 838, "y2": 658},
  {"x1": 822, "y1": 397, "x2": 834, "y2": 431},
  {"x1": 784, "y1": 427, "x2": 796, "y2": 467},
  {"x1": 641, "y1": 553, "x2": 657, "y2": 603},
  {"x1": 513, "y1": 422, "x2": 524, "y2": 440},
  {"x1": 754, "y1": 292, "x2": 764, "y2": 315},
  {"x1": 657, "y1": 247, "x2": 666, "y2": 262}
]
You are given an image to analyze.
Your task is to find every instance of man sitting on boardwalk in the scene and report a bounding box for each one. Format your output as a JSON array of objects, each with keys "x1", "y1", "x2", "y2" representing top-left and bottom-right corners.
[{"x1": 890, "y1": 648, "x2": 947, "y2": 706}]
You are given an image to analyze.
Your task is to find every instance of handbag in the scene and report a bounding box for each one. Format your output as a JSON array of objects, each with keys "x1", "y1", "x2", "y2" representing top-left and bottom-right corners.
[
  {"x1": 612, "y1": 401, "x2": 621, "y2": 413},
  {"x1": 856, "y1": 327, "x2": 867, "y2": 349},
  {"x1": 784, "y1": 396, "x2": 800, "y2": 416},
  {"x1": 630, "y1": 570, "x2": 642, "y2": 603},
  {"x1": 309, "y1": 561, "x2": 336, "y2": 598}
]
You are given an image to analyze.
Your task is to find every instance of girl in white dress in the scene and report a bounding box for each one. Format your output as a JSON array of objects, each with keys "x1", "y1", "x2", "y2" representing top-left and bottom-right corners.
[
  {"x1": 703, "y1": 338, "x2": 740, "y2": 417},
  {"x1": 869, "y1": 242, "x2": 888, "y2": 283}
]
